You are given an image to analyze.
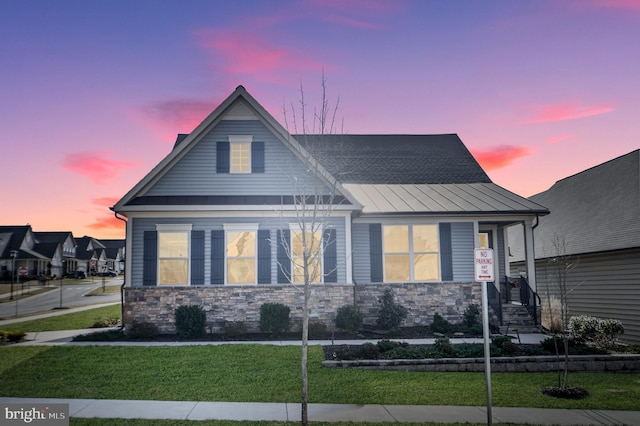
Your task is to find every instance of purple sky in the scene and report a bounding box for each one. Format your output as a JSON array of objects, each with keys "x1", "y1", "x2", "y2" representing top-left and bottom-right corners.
[{"x1": 1, "y1": 0, "x2": 638, "y2": 238}]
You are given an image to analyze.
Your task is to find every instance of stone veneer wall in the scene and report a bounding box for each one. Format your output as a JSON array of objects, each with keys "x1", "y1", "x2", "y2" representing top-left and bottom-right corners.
[{"x1": 124, "y1": 282, "x2": 481, "y2": 334}]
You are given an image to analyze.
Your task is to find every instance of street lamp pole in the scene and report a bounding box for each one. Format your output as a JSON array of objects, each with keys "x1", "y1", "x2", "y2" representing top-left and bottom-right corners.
[
  {"x1": 9, "y1": 250, "x2": 18, "y2": 300},
  {"x1": 59, "y1": 258, "x2": 66, "y2": 309}
]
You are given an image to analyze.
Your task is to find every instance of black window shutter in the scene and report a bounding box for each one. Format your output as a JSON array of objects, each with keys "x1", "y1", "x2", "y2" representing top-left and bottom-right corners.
[
  {"x1": 191, "y1": 230, "x2": 205, "y2": 285},
  {"x1": 251, "y1": 142, "x2": 265, "y2": 173},
  {"x1": 143, "y1": 231, "x2": 157, "y2": 286},
  {"x1": 439, "y1": 223, "x2": 453, "y2": 281},
  {"x1": 276, "y1": 229, "x2": 291, "y2": 283},
  {"x1": 217, "y1": 142, "x2": 230, "y2": 173},
  {"x1": 323, "y1": 228, "x2": 337, "y2": 283},
  {"x1": 369, "y1": 224, "x2": 383, "y2": 282},
  {"x1": 211, "y1": 230, "x2": 225, "y2": 285},
  {"x1": 257, "y1": 229, "x2": 271, "y2": 284}
]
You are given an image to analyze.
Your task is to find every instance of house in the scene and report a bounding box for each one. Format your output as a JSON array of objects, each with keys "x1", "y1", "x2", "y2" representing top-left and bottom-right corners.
[
  {"x1": 100, "y1": 239, "x2": 126, "y2": 274},
  {"x1": 509, "y1": 150, "x2": 640, "y2": 343},
  {"x1": 34, "y1": 232, "x2": 78, "y2": 275},
  {"x1": 75, "y1": 236, "x2": 107, "y2": 276},
  {"x1": 112, "y1": 86, "x2": 549, "y2": 333}
]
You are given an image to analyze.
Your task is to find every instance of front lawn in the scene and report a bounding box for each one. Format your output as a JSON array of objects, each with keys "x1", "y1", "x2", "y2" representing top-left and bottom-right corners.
[
  {"x1": 0, "y1": 304, "x2": 120, "y2": 332},
  {"x1": 1, "y1": 345, "x2": 638, "y2": 410}
]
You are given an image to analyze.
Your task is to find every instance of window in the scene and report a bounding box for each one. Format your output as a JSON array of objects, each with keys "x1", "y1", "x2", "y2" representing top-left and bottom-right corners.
[
  {"x1": 230, "y1": 142, "x2": 251, "y2": 173},
  {"x1": 157, "y1": 228, "x2": 190, "y2": 285},
  {"x1": 291, "y1": 228, "x2": 323, "y2": 284},
  {"x1": 217, "y1": 136, "x2": 264, "y2": 174},
  {"x1": 383, "y1": 224, "x2": 439, "y2": 282},
  {"x1": 225, "y1": 224, "x2": 257, "y2": 284}
]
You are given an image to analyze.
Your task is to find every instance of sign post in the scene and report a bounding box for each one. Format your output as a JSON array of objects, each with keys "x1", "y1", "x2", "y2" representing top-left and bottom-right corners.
[{"x1": 475, "y1": 248, "x2": 494, "y2": 426}]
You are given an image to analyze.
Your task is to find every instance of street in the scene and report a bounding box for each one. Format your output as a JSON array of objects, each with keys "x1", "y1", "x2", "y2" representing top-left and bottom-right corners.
[{"x1": 0, "y1": 277, "x2": 122, "y2": 319}]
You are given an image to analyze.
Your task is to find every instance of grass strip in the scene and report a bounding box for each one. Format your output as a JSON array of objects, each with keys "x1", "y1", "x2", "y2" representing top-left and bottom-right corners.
[
  {"x1": 0, "y1": 304, "x2": 120, "y2": 332},
  {"x1": 1, "y1": 345, "x2": 638, "y2": 410},
  {"x1": 70, "y1": 420, "x2": 526, "y2": 426}
]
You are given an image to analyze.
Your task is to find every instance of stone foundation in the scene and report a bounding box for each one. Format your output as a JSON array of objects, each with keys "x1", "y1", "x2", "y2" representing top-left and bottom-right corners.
[{"x1": 123, "y1": 282, "x2": 481, "y2": 334}]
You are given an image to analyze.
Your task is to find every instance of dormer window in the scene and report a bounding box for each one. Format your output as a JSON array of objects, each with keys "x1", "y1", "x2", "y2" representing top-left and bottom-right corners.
[{"x1": 217, "y1": 135, "x2": 264, "y2": 174}]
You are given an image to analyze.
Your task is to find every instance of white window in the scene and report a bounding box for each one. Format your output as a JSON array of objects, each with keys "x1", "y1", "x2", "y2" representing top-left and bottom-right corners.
[
  {"x1": 225, "y1": 224, "x2": 257, "y2": 284},
  {"x1": 156, "y1": 224, "x2": 191, "y2": 285},
  {"x1": 383, "y1": 224, "x2": 439, "y2": 282},
  {"x1": 291, "y1": 227, "x2": 323, "y2": 284},
  {"x1": 229, "y1": 135, "x2": 252, "y2": 174}
]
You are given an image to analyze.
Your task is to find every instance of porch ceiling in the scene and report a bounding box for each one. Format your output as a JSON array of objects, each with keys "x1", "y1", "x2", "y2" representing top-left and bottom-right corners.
[{"x1": 343, "y1": 183, "x2": 549, "y2": 215}]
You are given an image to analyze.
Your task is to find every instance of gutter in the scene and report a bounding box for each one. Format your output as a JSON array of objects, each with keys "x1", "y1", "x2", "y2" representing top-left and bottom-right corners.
[{"x1": 113, "y1": 211, "x2": 127, "y2": 331}]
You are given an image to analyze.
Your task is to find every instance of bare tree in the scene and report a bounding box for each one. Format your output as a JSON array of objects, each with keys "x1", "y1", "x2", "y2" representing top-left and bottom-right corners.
[
  {"x1": 280, "y1": 75, "x2": 342, "y2": 426},
  {"x1": 542, "y1": 235, "x2": 580, "y2": 391}
]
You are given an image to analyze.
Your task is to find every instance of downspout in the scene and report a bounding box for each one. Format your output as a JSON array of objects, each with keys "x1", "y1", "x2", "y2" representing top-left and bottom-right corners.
[{"x1": 113, "y1": 211, "x2": 127, "y2": 330}]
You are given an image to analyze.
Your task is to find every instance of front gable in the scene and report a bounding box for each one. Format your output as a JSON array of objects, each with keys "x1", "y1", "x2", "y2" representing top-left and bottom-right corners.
[{"x1": 113, "y1": 87, "x2": 359, "y2": 213}]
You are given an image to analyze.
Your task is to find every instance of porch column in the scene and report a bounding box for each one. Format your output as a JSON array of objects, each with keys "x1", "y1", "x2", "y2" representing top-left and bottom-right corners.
[{"x1": 523, "y1": 218, "x2": 537, "y2": 293}]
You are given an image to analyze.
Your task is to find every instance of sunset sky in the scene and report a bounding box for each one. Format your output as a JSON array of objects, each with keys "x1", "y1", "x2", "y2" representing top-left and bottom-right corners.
[{"x1": 2, "y1": 0, "x2": 639, "y2": 239}]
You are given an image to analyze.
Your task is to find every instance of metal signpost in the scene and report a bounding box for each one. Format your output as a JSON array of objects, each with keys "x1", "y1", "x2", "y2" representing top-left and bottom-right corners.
[{"x1": 475, "y1": 248, "x2": 494, "y2": 426}]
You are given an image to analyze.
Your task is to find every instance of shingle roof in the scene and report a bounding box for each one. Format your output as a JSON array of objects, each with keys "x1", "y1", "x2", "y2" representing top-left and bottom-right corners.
[
  {"x1": 295, "y1": 134, "x2": 491, "y2": 185},
  {"x1": 510, "y1": 149, "x2": 640, "y2": 260}
]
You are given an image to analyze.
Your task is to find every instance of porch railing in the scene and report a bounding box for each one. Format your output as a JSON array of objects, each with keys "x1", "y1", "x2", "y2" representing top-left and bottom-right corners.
[
  {"x1": 518, "y1": 275, "x2": 540, "y2": 325},
  {"x1": 487, "y1": 282, "x2": 502, "y2": 326}
]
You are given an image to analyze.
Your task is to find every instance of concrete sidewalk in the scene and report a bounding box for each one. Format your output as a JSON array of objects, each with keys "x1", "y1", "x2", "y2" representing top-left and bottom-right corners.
[{"x1": 1, "y1": 397, "x2": 638, "y2": 425}]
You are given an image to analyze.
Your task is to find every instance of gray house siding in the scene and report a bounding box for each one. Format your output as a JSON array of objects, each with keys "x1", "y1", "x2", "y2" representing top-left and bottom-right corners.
[
  {"x1": 130, "y1": 216, "x2": 347, "y2": 287},
  {"x1": 145, "y1": 120, "x2": 332, "y2": 197},
  {"x1": 517, "y1": 249, "x2": 640, "y2": 344}
]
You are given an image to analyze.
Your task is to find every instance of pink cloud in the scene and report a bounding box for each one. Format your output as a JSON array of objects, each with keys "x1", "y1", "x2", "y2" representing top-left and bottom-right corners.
[
  {"x1": 87, "y1": 214, "x2": 126, "y2": 232},
  {"x1": 471, "y1": 145, "x2": 531, "y2": 171},
  {"x1": 92, "y1": 196, "x2": 120, "y2": 208},
  {"x1": 547, "y1": 133, "x2": 575, "y2": 144},
  {"x1": 523, "y1": 102, "x2": 614, "y2": 123},
  {"x1": 195, "y1": 30, "x2": 326, "y2": 83},
  {"x1": 62, "y1": 151, "x2": 137, "y2": 184}
]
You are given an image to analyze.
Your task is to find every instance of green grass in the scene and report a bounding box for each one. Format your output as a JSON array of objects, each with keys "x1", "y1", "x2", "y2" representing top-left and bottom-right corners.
[
  {"x1": 0, "y1": 304, "x2": 121, "y2": 332},
  {"x1": 1, "y1": 345, "x2": 638, "y2": 410}
]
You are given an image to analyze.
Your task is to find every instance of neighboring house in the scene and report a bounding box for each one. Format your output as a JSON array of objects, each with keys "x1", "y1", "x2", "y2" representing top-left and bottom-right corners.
[
  {"x1": 509, "y1": 150, "x2": 640, "y2": 344},
  {"x1": 75, "y1": 236, "x2": 107, "y2": 276},
  {"x1": 34, "y1": 232, "x2": 78, "y2": 275},
  {"x1": 100, "y1": 239, "x2": 126, "y2": 274},
  {"x1": 0, "y1": 226, "x2": 64, "y2": 279},
  {"x1": 112, "y1": 86, "x2": 549, "y2": 333}
]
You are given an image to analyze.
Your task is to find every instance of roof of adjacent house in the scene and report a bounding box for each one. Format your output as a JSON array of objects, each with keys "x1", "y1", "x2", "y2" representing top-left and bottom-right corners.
[
  {"x1": 0, "y1": 226, "x2": 30, "y2": 258},
  {"x1": 510, "y1": 149, "x2": 640, "y2": 260},
  {"x1": 33, "y1": 232, "x2": 74, "y2": 244},
  {"x1": 295, "y1": 134, "x2": 491, "y2": 185}
]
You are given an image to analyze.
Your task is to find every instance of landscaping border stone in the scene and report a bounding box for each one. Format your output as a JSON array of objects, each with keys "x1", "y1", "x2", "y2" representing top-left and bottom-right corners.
[{"x1": 322, "y1": 354, "x2": 640, "y2": 373}]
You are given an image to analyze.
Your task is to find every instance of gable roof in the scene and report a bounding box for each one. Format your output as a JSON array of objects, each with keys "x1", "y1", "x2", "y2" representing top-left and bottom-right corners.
[
  {"x1": 34, "y1": 232, "x2": 75, "y2": 245},
  {"x1": 510, "y1": 149, "x2": 640, "y2": 260},
  {"x1": 296, "y1": 134, "x2": 491, "y2": 184},
  {"x1": 113, "y1": 86, "x2": 359, "y2": 212},
  {"x1": 0, "y1": 226, "x2": 31, "y2": 258}
]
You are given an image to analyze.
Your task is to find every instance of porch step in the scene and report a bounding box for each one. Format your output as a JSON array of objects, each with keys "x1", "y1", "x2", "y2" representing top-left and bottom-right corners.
[{"x1": 500, "y1": 304, "x2": 541, "y2": 334}]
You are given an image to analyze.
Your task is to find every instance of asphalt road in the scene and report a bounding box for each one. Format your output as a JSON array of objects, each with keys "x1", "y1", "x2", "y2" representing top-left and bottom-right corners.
[{"x1": 0, "y1": 277, "x2": 123, "y2": 319}]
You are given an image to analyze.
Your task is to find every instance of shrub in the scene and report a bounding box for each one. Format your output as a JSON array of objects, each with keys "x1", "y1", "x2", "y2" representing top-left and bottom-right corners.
[
  {"x1": 376, "y1": 288, "x2": 407, "y2": 330},
  {"x1": 335, "y1": 304, "x2": 363, "y2": 333},
  {"x1": 74, "y1": 329, "x2": 125, "y2": 341},
  {"x1": 431, "y1": 313, "x2": 453, "y2": 334},
  {"x1": 259, "y1": 303, "x2": 291, "y2": 335},
  {"x1": 90, "y1": 317, "x2": 120, "y2": 328},
  {"x1": 570, "y1": 315, "x2": 624, "y2": 351},
  {"x1": 492, "y1": 335, "x2": 518, "y2": 354},
  {"x1": 434, "y1": 337, "x2": 454, "y2": 356},
  {"x1": 308, "y1": 320, "x2": 329, "y2": 339},
  {"x1": 4, "y1": 331, "x2": 27, "y2": 343},
  {"x1": 463, "y1": 304, "x2": 481, "y2": 329},
  {"x1": 377, "y1": 339, "x2": 401, "y2": 352},
  {"x1": 222, "y1": 321, "x2": 248, "y2": 339},
  {"x1": 125, "y1": 321, "x2": 159, "y2": 339},
  {"x1": 174, "y1": 305, "x2": 207, "y2": 339}
]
